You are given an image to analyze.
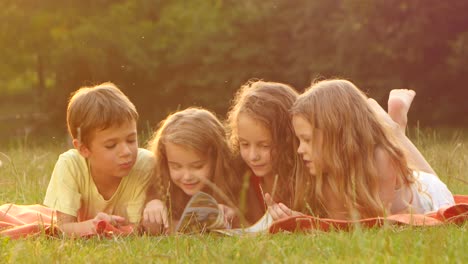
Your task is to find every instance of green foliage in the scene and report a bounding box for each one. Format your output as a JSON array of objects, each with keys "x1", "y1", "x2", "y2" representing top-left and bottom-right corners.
[{"x1": 0, "y1": 0, "x2": 467, "y2": 139}]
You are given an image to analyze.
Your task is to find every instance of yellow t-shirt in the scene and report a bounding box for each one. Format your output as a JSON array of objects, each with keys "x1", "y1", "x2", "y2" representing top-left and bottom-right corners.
[{"x1": 43, "y1": 148, "x2": 155, "y2": 224}]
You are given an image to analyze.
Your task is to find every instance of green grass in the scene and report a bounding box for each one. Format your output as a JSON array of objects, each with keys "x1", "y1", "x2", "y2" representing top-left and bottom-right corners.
[
  {"x1": 0, "y1": 128, "x2": 467, "y2": 263},
  {"x1": 0, "y1": 228, "x2": 467, "y2": 263}
]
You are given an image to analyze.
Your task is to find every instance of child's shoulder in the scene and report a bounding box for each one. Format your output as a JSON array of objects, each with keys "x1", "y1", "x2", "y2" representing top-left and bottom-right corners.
[
  {"x1": 51, "y1": 149, "x2": 89, "y2": 178},
  {"x1": 57, "y1": 149, "x2": 86, "y2": 164},
  {"x1": 134, "y1": 148, "x2": 156, "y2": 169},
  {"x1": 373, "y1": 146, "x2": 398, "y2": 181},
  {"x1": 373, "y1": 146, "x2": 390, "y2": 164},
  {"x1": 137, "y1": 148, "x2": 155, "y2": 160}
]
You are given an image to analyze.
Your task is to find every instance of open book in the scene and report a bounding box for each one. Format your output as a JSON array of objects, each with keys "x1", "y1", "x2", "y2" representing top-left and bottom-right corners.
[{"x1": 175, "y1": 192, "x2": 273, "y2": 236}]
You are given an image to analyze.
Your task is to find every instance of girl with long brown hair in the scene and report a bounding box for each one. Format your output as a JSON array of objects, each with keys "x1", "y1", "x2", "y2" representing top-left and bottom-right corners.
[
  {"x1": 143, "y1": 107, "x2": 240, "y2": 233},
  {"x1": 226, "y1": 80, "x2": 305, "y2": 223},
  {"x1": 290, "y1": 79, "x2": 454, "y2": 219}
]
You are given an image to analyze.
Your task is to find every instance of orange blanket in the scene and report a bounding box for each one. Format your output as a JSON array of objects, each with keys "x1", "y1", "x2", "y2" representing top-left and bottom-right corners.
[
  {"x1": 0, "y1": 204, "x2": 134, "y2": 239},
  {"x1": 269, "y1": 195, "x2": 468, "y2": 233},
  {"x1": 2, "y1": 195, "x2": 467, "y2": 238}
]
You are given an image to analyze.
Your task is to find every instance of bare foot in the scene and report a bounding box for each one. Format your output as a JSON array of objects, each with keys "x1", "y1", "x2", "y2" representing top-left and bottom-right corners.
[
  {"x1": 367, "y1": 98, "x2": 399, "y2": 131},
  {"x1": 388, "y1": 89, "x2": 416, "y2": 133}
]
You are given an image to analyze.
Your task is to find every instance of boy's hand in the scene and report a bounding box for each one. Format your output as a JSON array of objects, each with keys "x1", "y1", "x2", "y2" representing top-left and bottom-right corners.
[
  {"x1": 92, "y1": 212, "x2": 126, "y2": 227},
  {"x1": 265, "y1": 193, "x2": 302, "y2": 221},
  {"x1": 142, "y1": 199, "x2": 169, "y2": 233}
]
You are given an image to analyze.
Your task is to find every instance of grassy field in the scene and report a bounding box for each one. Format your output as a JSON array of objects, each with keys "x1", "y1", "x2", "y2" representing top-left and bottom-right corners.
[{"x1": 0, "y1": 127, "x2": 467, "y2": 263}]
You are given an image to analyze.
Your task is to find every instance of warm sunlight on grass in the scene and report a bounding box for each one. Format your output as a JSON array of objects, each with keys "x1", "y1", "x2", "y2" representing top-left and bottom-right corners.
[{"x1": 0, "y1": 128, "x2": 466, "y2": 262}]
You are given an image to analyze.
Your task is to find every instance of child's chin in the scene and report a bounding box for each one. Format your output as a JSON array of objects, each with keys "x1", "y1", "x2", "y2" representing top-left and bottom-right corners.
[
  {"x1": 251, "y1": 168, "x2": 270, "y2": 178},
  {"x1": 253, "y1": 172, "x2": 266, "y2": 178},
  {"x1": 183, "y1": 188, "x2": 201, "y2": 196},
  {"x1": 115, "y1": 171, "x2": 132, "y2": 178},
  {"x1": 118, "y1": 166, "x2": 134, "y2": 175}
]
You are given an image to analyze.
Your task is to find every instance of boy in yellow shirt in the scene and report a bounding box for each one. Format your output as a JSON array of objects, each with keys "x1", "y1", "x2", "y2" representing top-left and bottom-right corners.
[{"x1": 44, "y1": 82, "x2": 155, "y2": 235}]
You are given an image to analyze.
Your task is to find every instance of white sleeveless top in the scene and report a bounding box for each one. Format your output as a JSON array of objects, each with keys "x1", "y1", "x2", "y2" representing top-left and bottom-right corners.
[{"x1": 391, "y1": 171, "x2": 455, "y2": 214}]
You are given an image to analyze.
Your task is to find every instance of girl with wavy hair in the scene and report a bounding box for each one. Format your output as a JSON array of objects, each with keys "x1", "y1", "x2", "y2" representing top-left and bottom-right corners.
[
  {"x1": 289, "y1": 79, "x2": 454, "y2": 219},
  {"x1": 143, "y1": 107, "x2": 240, "y2": 233},
  {"x1": 226, "y1": 80, "x2": 305, "y2": 223}
]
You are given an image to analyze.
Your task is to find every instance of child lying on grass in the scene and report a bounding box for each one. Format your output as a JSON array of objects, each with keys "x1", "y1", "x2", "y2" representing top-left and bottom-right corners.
[{"x1": 43, "y1": 82, "x2": 155, "y2": 235}]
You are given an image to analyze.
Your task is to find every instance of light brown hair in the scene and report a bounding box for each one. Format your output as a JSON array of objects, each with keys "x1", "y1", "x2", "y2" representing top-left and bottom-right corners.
[
  {"x1": 291, "y1": 79, "x2": 414, "y2": 218},
  {"x1": 148, "y1": 107, "x2": 239, "y2": 218},
  {"x1": 226, "y1": 80, "x2": 302, "y2": 207},
  {"x1": 67, "y1": 82, "x2": 138, "y2": 146}
]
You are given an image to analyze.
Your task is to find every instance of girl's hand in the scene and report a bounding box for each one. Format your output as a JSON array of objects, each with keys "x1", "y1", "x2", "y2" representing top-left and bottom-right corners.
[
  {"x1": 92, "y1": 212, "x2": 126, "y2": 227},
  {"x1": 265, "y1": 193, "x2": 302, "y2": 220},
  {"x1": 218, "y1": 204, "x2": 236, "y2": 228},
  {"x1": 142, "y1": 199, "x2": 169, "y2": 234}
]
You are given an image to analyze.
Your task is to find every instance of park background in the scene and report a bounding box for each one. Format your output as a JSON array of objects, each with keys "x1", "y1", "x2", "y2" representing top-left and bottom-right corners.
[
  {"x1": 1, "y1": 0, "x2": 468, "y2": 145},
  {"x1": 1, "y1": 2, "x2": 467, "y2": 262}
]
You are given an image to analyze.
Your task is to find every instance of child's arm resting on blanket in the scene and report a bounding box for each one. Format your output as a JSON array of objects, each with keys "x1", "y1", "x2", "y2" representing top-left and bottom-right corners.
[{"x1": 57, "y1": 211, "x2": 126, "y2": 236}]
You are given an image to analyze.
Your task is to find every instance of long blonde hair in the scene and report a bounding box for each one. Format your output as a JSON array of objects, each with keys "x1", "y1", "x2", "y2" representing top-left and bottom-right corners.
[
  {"x1": 291, "y1": 79, "x2": 414, "y2": 218},
  {"x1": 148, "y1": 107, "x2": 239, "y2": 218},
  {"x1": 226, "y1": 80, "x2": 303, "y2": 206}
]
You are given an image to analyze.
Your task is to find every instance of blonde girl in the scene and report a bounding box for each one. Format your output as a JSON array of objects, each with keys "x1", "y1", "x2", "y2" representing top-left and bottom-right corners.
[
  {"x1": 142, "y1": 107, "x2": 240, "y2": 233},
  {"x1": 226, "y1": 80, "x2": 304, "y2": 223},
  {"x1": 290, "y1": 79, "x2": 454, "y2": 219}
]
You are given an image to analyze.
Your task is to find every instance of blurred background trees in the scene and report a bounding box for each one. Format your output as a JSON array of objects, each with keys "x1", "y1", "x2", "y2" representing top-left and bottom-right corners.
[{"x1": 1, "y1": 0, "x2": 467, "y2": 142}]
